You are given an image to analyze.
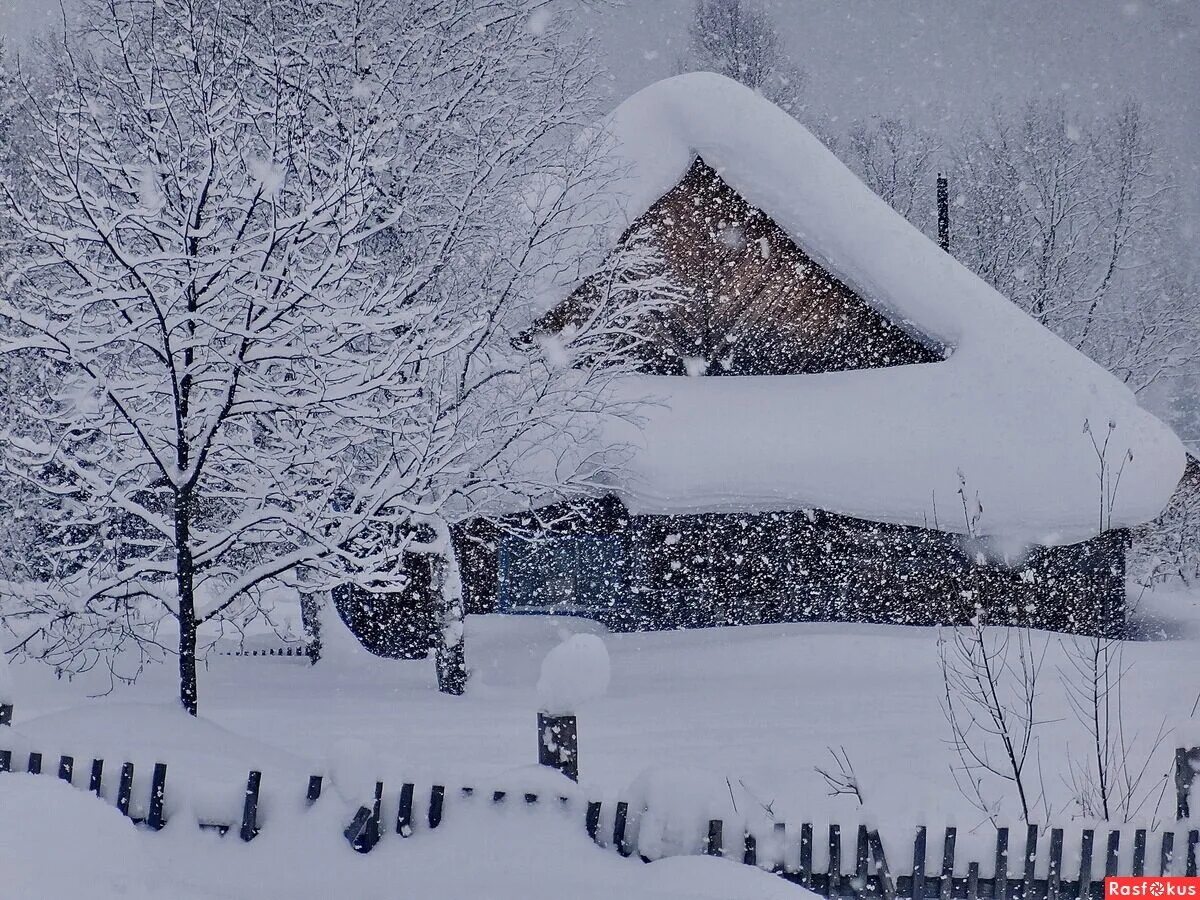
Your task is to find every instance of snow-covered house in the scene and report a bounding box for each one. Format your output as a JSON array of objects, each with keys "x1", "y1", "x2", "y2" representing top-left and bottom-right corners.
[{"x1": 452, "y1": 74, "x2": 1186, "y2": 640}]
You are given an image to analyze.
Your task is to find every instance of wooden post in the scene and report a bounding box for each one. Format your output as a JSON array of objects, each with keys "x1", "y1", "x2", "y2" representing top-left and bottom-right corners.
[
  {"x1": 396, "y1": 783, "x2": 415, "y2": 836},
  {"x1": 0, "y1": 749, "x2": 11, "y2": 773},
  {"x1": 367, "y1": 781, "x2": 383, "y2": 847},
  {"x1": 706, "y1": 819, "x2": 723, "y2": 857},
  {"x1": 239, "y1": 771, "x2": 261, "y2": 842},
  {"x1": 428, "y1": 784, "x2": 445, "y2": 829},
  {"x1": 89, "y1": 759, "x2": 104, "y2": 795},
  {"x1": 147, "y1": 763, "x2": 167, "y2": 831},
  {"x1": 306, "y1": 775, "x2": 323, "y2": 805},
  {"x1": 57, "y1": 755, "x2": 74, "y2": 783},
  {"x1": 937, "y1": 174, "x2": 950, "y2": 253},
  {"x1": 1177, "y1": 747, "x2": 1200, "y2": 820},
  {"x1": 27, "y1": 751, "x2": 41, "y2": 774},
  {"x1": 0, "y1": 703, "x2": 12, "y2": 726},
  {"x1": 1187, "y1": 830, "x2": 1198, "y2": 878},
  {"x1": 912, "y1": 826, "x2": 928, "y2": 900},
  {"x1": 967, "y1": 861, "x2": 980, "y2": 900},
  {"x1": 116, "y1": 762, "x2": 134, "y2": 817},
  {"x1": 536, "y1": 713, "x2": 578, "y2": 782}
]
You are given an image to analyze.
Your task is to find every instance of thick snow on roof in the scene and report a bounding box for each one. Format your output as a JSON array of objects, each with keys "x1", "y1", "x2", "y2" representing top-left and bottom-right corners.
[{"x1": 540, "y1": 73, "x2": 1185, "y2": 545}]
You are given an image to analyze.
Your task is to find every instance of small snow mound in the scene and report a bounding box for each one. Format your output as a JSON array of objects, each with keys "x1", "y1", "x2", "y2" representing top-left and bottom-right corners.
[
  {"x1": 0, "y1": 774, "x2": 153, "y2": 900},
  {"x1": 537, "y1": 633, "x2": 610, "y2": 715}
]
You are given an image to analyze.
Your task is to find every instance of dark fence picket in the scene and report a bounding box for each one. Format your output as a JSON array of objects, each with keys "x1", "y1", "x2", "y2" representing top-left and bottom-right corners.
[
  {"x1": 147, "y1": 763, "x2": 167, "y2": 831},
  {"x1": 994, "y1": 827, "x2": 1009, "y2": 900},
  {"x1": 869, "y1": 829, "x2": 897, "y2": 900},
  {"x1": 799, "y1": 823, "x2": 814, "y2": 888},
  {"x1": 239, "y1": 771, "x2": 261, "y2": 842},
  {"x1": 1077, "y1": 829, "x2": 1094, "y2": 900},
  {"x1": 773, "y1": 822, "x2": 787, "y2": 874},
  {"x1": 1160, "y1": 832, "x2": 1174, "y2": 876},
  {"x1": 1132, "y1": 830, "x2": 1147, "y2": 877},
  {"x1": 0, "y1": 749, "x2": 10, "y2": 773},
  {"x1": 1048, "y1": 828, "x2": 1064, "y2": 900},
  {"x1": 829, "y1": 824, "x2": 843, "y2": 898},
  {"x1": 27, "y1": 751, "x2": 41, "y2": 774},
  {"x1": 912, "y1": 826, "x2": 927, "y2": 900},
  {"x1": 428, "y1": 785, "x2": 445, "y2": 829},
  {"x1": 613, "y1": 802, "x2": 630, "y2": 857},
  {"x1": 705, "y1": 819, "x2": 723, "y2": 857},
  {"x1": 1022, "y1": 824, "x2": 1038, "y2": 900},
  {"x1": 89, "y1": 759, "x2": 104, "y2": 795},
  {"x1": 585, "y1": 801, "x2": 602, "y2": 843},
  {"x1": 344, "y1": 806, "x2": 374, "y2": 853},
  {"x1": 744, "y1": 831, "x2": 757, "y2": 867},
  {"x1": 396, "y1": 783, "x2": 415, "y2": 836},
  {"x1": 57, "y1": 755, "x2": 73, "y2": 783},
  {"x1": 116, "y1": 763, "x2": 134, "y2": 817},
  {"x1": 1187, "y1": 830, "x2": 1198, "y2": 878},
  {"x1": 856, "y1": 824, "x2": 870, "y2": 889},
  {"x1": 1105, "y1": 831, "x2": 1120, "y2": 878},
  {"x1": 940, "y1": 827, "x2": 957, "y2": 900},
  {"x1": 967, "y1": 861, "x2": 980, "y2": 900},
  {"x1": 306, "y1": 775, "x2": 323, "y2": 805}
]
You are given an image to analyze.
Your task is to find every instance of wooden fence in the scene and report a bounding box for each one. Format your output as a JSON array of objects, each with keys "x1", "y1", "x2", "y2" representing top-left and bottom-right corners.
[{"x1": 2, "y1": 741, "x2": 1198, "y2": 898}]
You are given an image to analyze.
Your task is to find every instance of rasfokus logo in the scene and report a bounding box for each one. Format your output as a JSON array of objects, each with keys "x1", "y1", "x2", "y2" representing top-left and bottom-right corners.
[{"x1": 1106, "y1": 879, "x2": 1200, "y2": 897}]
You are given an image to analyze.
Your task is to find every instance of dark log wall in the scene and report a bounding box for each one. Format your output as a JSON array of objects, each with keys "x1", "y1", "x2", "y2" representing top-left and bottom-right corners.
[{"x1": 477, "y1": 501, "x2": 1127, "y2": 638}]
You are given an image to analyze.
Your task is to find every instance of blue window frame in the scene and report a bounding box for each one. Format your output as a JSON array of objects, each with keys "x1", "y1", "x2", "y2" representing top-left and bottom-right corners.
[{"x1": 497, "y1": 532, "x2": 629, "y2": 624}]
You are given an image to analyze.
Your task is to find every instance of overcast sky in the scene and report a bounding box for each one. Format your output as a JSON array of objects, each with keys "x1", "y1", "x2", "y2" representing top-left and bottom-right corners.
[
  {"x1": 579, "y1": 0, "x2": 1199, "y2": 239},
  {"x1": 3, "y1": 0, "x2": 1196, "y2": 232}
]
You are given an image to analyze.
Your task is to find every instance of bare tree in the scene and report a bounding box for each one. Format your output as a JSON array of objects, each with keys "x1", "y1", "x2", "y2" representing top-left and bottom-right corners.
[
  {"x1": 845, "y1": 116, "x2": 942, "y2": 237},
  {"x1": 680, "y1": 0, "x2": 829, "y2": 133},
  {"x1": 1060, "y1": 421, "x2": 1171, "y2": 824},
  {"x1": 0, "y1": 0, "x2": 668, "y2": 708},
  {"x1": 939, "y1": 622, "x2": 1050, "y2": 825},
  {"x1": 950, "y1": 98, "x2": 1198, "y2": 396}
]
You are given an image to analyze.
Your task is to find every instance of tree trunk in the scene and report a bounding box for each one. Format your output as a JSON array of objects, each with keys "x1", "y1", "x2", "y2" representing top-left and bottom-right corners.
[
  {"x1": 300, "y1": 590, "x2": 324, "y2": 665},
  {"x1": 432, "y1": 520, "x2": 468, "y2": 695},
  {"x1": 175, "y1": 486, "x2": 199, "y2": 716}
]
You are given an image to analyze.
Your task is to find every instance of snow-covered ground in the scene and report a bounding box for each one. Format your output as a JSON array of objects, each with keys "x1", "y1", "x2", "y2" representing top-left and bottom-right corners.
[{"x1": 2, "y1": 584, "x2": 1199, "y2": 898}]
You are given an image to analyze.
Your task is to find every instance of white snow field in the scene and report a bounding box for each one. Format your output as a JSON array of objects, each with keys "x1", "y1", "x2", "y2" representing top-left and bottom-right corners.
[{"x1": 3, "y1": 594, "x2": 1200, "y2": 898}]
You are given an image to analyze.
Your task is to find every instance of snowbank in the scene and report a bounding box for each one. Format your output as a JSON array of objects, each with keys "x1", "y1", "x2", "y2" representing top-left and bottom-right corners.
[
  {"x1": 538, "y1": 633, "x2": 611, "y2": 714},
  {"x1": 530, "y1": 73, "x2": 1185, "y2": 544},
  {"x1": 0, "y1": 774, "x2": 154, "y2": 900},
  {"x1": 0, "y1": 770, "x2": 813, "y2": 899}
]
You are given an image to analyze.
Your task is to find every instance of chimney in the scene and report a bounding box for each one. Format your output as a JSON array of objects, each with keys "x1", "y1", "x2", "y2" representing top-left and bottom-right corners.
[{"x1": 936, "y1": 174, "x2": 950, "y2": 253}]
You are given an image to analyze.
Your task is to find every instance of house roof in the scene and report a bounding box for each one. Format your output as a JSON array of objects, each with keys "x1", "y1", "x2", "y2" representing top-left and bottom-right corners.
[{"x1": 532, "y1": 73, "x2": 1185, "y2": 546}]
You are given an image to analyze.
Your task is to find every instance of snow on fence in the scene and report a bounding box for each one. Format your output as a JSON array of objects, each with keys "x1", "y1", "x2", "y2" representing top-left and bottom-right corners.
[{"x1": 1, "y1": 738, "x2": 1199, "y2": 899}]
